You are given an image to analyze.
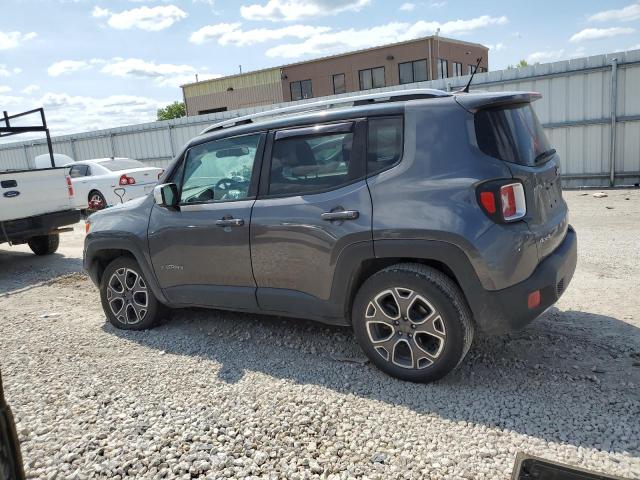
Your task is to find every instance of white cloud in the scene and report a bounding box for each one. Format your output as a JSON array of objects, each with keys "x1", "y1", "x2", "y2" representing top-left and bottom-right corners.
[
  {"x1": 240, "y1": 0, "x2": 370, "y2": 22},
  {"x1": 101, "y1": 58, "x2": 221, "y2": 87},
  {"x1": 21, "y1": 84, "x2": 40, "y2": 95},
  {"x1": 190, "y1": 23, "x2": 330, "y2": 46},
  {"x1": 526, "y1": 49, "x2": 565, "y2": 63},
  {"x1": 94, "y1": 5, "x2": 188, "y2": 31},
  {"x1": 48, "y1": 60, "x2": 91, "y2": 77},
  {"x1": 0, "y1": 31, "x2": 37, "y2": 50},
  {"x1": 265, "y1": 15, "x2": 508, "y2": 58},
  {"x1": 91, "y1": 6, "x2": 109, "y2": 18},
  {"x1": 570, "y1": 27, "x2": 635, "y2": 43},
  {"x1": 0, "y1": 65, "x2": 22, "y2": 77},
  {"x1": 588, "y1": 3, "x2": 640, "y2": 22},
  {"x1": 487, "y1": 42, "x2": 505, "y2": 51},
  {"x1": 0, "y1": 85, "x2": 11, "y2": 94},
  {"x1": 400, "y1": 3, "x2": 415, "y2": 11},
  {"x1": 630, "y1": 43, "x2": 640, "y2": 50},
  {"x1": 430, "y1": 1, "x2": 446, "y2": 7}
]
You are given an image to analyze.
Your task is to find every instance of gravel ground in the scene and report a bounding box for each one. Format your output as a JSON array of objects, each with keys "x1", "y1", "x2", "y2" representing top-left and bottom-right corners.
[{"x1": 1, "y1": 189, "x2": 639, "y2": 480}]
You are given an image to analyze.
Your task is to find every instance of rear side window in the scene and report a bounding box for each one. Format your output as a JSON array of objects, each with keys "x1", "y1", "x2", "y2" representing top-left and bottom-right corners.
[
  {"x1": 475, "y1": 104, "x2": 551, "y2": 166},
  {"x1": 68, "y1": 164, "x2": 89, "y2": 178},
  {"x1": 269, "y1": 132, "x2": 354, "y2": 196},
  {"x1": 100, "y1": 159, "x2": 145, "y2": 171},
  {"x1": 367, "y1": 117, "x2": 403, "y2": 175}
]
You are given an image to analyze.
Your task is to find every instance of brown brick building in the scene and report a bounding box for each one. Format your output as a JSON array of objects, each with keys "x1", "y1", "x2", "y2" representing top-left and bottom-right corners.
[{"x1": 182, "y1": 36, "x2": 488, "y2": 116}]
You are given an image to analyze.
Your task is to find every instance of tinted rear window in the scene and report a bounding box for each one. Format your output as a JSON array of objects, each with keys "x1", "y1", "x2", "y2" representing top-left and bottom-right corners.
[
  {"x1": 475, "y1": 104, "x2": 551, "y2": 166},
  {"x1": 100, "y1": 159, "x2": 145, "y2": 171}
]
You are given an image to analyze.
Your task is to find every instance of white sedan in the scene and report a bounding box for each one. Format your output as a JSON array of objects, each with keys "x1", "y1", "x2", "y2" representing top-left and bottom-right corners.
[{"x1": 66, "y1": 157, "x2": 163, "y2": 210}]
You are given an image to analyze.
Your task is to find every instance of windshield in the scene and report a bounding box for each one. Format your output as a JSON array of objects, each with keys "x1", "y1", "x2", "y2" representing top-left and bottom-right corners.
[
  {"x1": 475, "y1": 103, "x2": 552, "y2": 166},
  {"x1": 99, "y1": 159, "x2": 145, "y2": 171}
]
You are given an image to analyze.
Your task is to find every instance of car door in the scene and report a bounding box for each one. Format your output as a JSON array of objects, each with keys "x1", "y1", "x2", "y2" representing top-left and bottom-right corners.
[
  {"x1": 250, "y1": 120, "x2": 373, "y2": 318},
  {"x1": 148, "y1": 132, "x2": 265, "y2": 310},
  {"x1": 68, "y1": 164, "x2": 90, "y2": 208}
]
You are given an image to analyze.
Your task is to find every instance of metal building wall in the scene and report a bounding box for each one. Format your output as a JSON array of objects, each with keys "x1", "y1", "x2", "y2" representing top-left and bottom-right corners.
[{"x1": 1, "y1": 49, "x2": 638, "y2": 187}]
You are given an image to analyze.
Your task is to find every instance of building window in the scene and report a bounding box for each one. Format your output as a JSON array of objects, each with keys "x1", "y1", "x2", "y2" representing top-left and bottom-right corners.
[
  {"x1": 198, "y1": 107, "x2": 228, "y2": 115},
  {"x1": 359, "y1": 66, "x2": 385, "y2": 90},
  {"x1": 453, "y1": 62, "x2": 462, "y2": 77},
  {"x1": 290, "y1": 79, "x2": 313, "y2": 101},
  {"x1": 332, "y1": 73, "x2": 346, "y2": 94},
  {"x1": 479, "y1": 67, "x2": 487, "y2": 73},
  {"x1": 398, "y1": 59, "x2": 428, "y2": 84},
  {"x1": 468, "y1": 64, "x2": 475, "y2": 75},
  {"x1": 437, "y1": 59, "x2": 448, "y2": 79}
]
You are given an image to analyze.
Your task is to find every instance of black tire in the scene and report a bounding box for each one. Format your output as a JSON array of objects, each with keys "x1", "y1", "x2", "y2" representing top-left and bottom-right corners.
[
  {"x1": 88, "y1": 190, "x2": 107, "y2": 210},
  {"x1": 100, "y1": 256, "x2": 168, "y2": 330},
  {"x1": 27, "y1": 234, "x2": 60, "y2": 255},
  {"x1": 352, "y1": 263, "x2": 474, "y2": 383}
]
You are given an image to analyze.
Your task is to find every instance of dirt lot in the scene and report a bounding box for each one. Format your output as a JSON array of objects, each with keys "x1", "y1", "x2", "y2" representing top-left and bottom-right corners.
[{"x1": 1, "y1": 190, "x2": 639, "y2": 479}]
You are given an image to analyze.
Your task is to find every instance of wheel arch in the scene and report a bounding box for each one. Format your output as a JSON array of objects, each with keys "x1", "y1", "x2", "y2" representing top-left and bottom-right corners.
[{"x1": 335, "y1": 239, "x2": 486, "y2": 326}]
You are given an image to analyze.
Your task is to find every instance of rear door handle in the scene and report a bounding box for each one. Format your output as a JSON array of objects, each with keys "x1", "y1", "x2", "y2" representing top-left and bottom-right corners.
[
  {"x1": 321, "y1": 210, "x2": 359, "y2": 221},
  {"x1": 215, "y1": 218, "x2": 244, "y2": 227}
]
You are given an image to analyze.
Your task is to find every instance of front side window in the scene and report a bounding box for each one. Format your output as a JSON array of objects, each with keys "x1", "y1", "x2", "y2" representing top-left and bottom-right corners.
[
  {"x1": 367, "y1": 117, "x2": 403, "y2": 175},
  {"x1": 332, "y1": 73, "x2": 346, "y2": 94},
  {"x1": 399, "y1": 60, "x2": 428, "y2": 84},
  {"x1": 290, "y1": 79, "x2": 313, "y2": 101},
  {"x1": 437, "y1": 59, "x2": 448, "y2": 79},
  {"x1": 269, "y1": 131, "x2": 355, "y2": 196},
  {"x1": 359, "y1": 67, "x2": 385, "y2": 90},
  {"x1": 179, "y1": 134, "x2": 261, "y2": 204}
]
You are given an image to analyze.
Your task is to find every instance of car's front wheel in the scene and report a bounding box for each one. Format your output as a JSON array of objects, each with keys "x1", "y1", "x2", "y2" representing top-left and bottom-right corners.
[
  {"x1": 100, "y1": 257, "x2": 168, "y2": 330},
  {"x1": 352, "y1": 263, "x2": 474, "y2": 383}
]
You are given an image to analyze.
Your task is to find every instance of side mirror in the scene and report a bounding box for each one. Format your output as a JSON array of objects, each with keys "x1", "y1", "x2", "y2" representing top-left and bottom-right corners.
[{"x1": 153, "y1": 183, "x2": 179, "y2": 208}]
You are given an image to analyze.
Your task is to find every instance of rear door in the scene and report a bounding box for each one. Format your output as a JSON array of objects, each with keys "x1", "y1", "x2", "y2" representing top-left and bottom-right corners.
[
  {"x1": 250, "y1": 120, "x2": 372, "y2": 314},
  {"x1": 474, "y1": 103, "x2": 568, "y2": 259}
]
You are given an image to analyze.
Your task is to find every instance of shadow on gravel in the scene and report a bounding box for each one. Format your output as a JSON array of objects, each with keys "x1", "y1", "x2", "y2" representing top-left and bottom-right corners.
[
  {"x1": 104, "y1": 307, "x2": 640, "y2": 456},
  {"x1": 0, "y1": 249, "x2": 83, "y2": 295}
]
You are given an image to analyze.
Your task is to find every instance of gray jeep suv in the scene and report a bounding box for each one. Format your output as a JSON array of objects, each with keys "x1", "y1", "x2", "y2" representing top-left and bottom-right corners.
[{"x1": 84, "y1": 89, "x2": 577, "y2": 382}]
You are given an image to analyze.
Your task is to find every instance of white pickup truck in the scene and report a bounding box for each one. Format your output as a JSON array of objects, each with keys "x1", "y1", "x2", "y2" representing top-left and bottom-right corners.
[{"x1": 0, "y1": 164, "x2": 80, "y2": 255}]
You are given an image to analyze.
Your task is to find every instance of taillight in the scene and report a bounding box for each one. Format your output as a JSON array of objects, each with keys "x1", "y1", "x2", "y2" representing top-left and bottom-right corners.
[
  {"x1": 477, "y1": 180, "x2": 526, "y2": 223},
  {"x1": 66, "y1": 176, "x2": 74, "y2": 197},
  {"x1": 119, "y1": 174, "x2": 135, "y2": 185}
]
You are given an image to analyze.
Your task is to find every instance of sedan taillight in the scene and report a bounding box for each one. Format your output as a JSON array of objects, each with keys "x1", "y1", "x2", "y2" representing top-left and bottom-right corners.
[
  {"x1": 119, "y1": 174, "x2": 136, "y2": 185},
  {"x1": 477, "y1": 180, "x2": 526, "y2": 223}
]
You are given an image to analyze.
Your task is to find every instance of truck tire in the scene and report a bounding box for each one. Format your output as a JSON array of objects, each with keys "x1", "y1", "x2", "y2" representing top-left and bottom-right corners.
[
  {"x1": 100, "y1": 256, "x2": 168, "y2": 330},
  {"x1": 27, "y1": 234, "x2": 60, "y2": 255},
  {"x1": 352, "y1": 263, "x2": 474, "y2": 383}
]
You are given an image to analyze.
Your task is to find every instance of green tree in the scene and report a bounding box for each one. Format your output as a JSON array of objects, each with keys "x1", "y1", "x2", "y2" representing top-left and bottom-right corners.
[
  {"x1": 517, "y1": 59, "x2": 529, "y2": 68},
  {"x1": 157, "y1": 101, "x2": 186, "y2": 121}
]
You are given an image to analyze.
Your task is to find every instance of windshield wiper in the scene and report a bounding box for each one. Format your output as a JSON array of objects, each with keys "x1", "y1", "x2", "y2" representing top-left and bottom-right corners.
[{"x1": 534, "y1": 148, "x2": 556, "y2": 164}]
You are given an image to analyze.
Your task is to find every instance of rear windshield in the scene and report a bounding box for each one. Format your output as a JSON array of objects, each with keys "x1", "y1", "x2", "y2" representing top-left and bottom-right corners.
[
  {"x1": 475, "y1": 103, "x2": 551, "y2": 166},
  {"x1": 99, "y1": 159, "x2": 145, "y2": 171}
]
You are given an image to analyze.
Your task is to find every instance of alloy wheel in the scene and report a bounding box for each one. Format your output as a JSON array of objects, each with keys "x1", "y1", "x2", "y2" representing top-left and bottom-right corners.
[
  {"x1": 365, "y1": 287, "x2": 446, "y2": 369},
  {"x1": 106, "y1": 268, "x2": 149, "y2": 325}
]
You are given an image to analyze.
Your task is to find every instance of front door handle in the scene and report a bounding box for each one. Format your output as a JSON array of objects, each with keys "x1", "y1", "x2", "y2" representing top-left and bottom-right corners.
[
  {"x1": 320, "y1": 210, "x2": 359, "y2": 221},
  {"x1": 215, "y1": 218, "x2": 244, "y2": 227}
]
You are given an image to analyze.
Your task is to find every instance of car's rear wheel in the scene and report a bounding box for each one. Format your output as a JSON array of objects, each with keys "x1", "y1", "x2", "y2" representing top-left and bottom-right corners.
[
  {"x1": 88, "y1": 190, "x2": 107, "y2": 211},
  {"x1": 27, "y1": 234, "x2": 60, "y2": 255},
  {"x1": 100, "y1": 257, "x2": 168, "y2": 330},
  {"x1": 352, "y1": 263, "x2": 474, "y2": 383}
]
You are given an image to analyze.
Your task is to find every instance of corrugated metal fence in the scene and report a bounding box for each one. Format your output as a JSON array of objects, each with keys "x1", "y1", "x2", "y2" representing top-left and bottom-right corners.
[{"x1": 2, "y1": 49, "x2": 639, "y2": 187}]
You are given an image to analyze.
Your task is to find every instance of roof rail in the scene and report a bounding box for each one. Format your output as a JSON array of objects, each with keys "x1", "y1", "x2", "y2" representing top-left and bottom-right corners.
[{"x1": 200, "y1": 88, "x2": 449, "y2": 134}]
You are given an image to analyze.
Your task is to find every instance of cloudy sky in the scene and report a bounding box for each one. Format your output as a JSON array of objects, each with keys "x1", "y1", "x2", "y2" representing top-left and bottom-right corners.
[{"x1": 1, "y1": 0, "x2": 639, "y2": 140}]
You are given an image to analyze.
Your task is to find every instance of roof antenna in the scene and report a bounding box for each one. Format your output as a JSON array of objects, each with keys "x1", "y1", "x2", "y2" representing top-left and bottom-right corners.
[{"x1": 460, "y1": 56, "x2": 482, "y2": 93}]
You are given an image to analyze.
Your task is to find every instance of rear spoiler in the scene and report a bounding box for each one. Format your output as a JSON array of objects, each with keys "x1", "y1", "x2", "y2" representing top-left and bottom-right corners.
[{"x1": 454, "y1": 92, "x2": 542, "y2": 113}]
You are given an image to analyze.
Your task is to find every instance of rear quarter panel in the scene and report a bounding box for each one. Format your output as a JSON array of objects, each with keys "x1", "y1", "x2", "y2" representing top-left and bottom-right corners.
[{"x1": 368, "y1": 98, "x2": 539, "y2": 290}]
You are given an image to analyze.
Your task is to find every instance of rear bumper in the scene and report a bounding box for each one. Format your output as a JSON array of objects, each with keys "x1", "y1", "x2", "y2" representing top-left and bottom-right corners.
[
  {"x1": 473, "y1": 225, "x2": 577, "y2": 334},
  {"x1": 0, "y1": 209, "x2": 80, "y2": 244}
]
